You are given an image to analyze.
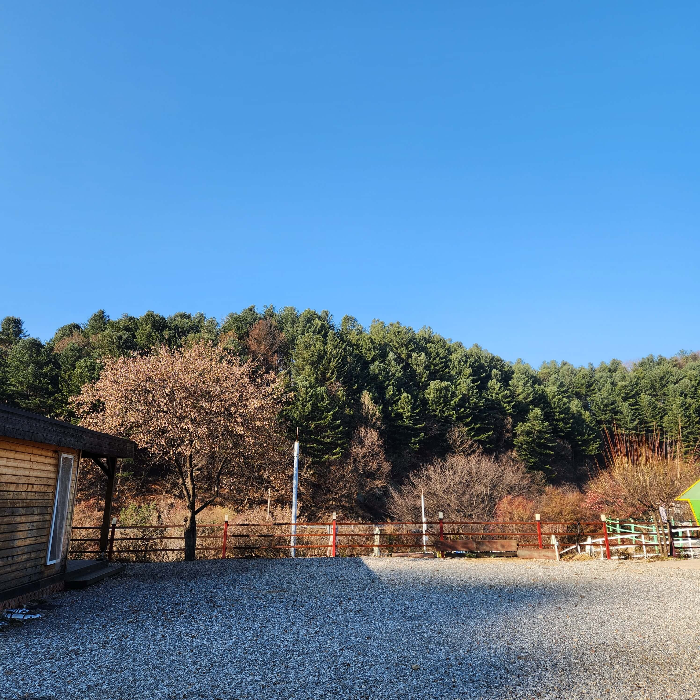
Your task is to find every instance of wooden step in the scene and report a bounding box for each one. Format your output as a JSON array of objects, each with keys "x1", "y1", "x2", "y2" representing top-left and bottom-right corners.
[
  {"x1": 65, "y1": 559, "x2": 106, "y2": 579},
  {"x1": 65, "y1": 562, "x2": 123, "y2": 590}
]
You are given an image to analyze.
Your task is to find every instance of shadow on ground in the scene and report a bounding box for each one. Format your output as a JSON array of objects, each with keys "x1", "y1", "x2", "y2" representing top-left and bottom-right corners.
[{"x1": 1, "y1": 558, "x2": 698, "y2": 700}]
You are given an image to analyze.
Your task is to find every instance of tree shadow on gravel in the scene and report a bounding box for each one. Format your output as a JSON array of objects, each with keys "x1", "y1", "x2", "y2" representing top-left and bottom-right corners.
[{"x1": 1, "y1": 558, "x2": 697, "y2": 700}]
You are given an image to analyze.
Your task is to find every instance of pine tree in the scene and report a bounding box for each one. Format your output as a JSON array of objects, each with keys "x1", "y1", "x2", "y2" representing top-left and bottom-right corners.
[{"x1": 514, "y1": 408, "x2": 556, "y2": 472}]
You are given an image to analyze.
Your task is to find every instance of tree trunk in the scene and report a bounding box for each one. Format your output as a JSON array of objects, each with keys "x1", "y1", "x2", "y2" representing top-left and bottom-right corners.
[
  {"x1": 184, "y1": 505, "x2": 197, "y2": 561},
  {"x1": 98, "y1": 456, "x2": 117, "y2": 556},
  {"x1": 183, "y1": 453, "x2": 197, "y2": 561}
]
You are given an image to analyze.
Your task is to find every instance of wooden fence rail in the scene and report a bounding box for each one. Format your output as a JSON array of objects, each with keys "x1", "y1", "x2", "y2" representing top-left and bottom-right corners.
[{"x1": 69, "y1": 517, "x2": 616, "y2": 562}]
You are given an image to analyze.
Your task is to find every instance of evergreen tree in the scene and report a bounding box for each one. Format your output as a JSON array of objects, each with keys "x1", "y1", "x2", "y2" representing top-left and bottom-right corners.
[
  {"x1": 514, "y1": 408, "x2": 557, "y2": 473},
  {"x1": 5, "y1": 337, "x2": 60, "y2": 415}
]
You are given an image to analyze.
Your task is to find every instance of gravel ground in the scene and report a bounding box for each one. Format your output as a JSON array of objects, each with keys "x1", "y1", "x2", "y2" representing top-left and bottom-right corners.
[{"x1": 1, "y1": 557, "x2": 699, "y2": 700}]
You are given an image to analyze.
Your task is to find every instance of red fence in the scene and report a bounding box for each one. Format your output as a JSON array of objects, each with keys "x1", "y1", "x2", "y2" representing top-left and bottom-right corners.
[{"x1": 70, "y1": 517, "x2": 611, "y2": 562}]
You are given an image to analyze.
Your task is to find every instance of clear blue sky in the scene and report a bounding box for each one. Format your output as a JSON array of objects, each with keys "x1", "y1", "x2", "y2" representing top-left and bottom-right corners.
[{"x1": 2, "y1": 2, "x2": 699, "y2": 367}]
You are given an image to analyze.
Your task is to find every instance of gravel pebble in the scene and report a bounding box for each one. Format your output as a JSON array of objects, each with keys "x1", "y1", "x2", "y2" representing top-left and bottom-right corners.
[{"x1": 1, "y1": 558, "x2": 699, "y2": 699}]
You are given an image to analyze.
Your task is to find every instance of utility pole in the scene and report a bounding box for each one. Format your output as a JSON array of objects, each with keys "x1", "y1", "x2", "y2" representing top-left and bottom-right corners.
[{"x1": 291, "y1": 429, "x2": 300, "y2": 558}]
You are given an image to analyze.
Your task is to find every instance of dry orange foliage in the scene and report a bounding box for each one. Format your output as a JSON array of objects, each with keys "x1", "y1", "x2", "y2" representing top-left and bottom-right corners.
[{"x1": 72, "y1": 341, "x2": 285, "y2": 559}]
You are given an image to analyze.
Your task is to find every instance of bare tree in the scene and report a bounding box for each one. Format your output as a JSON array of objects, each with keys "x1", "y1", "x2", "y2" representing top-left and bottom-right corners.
[
  {"x1": 323, "y1": 425, "x2": 392, "y2": 516},
  {"x1": 388, "y1": 449, "x2": 543, "y2": 522},
  {"x1": 72, "y1": 342, "x2": 283, "y2": 560},
  {"x1": 585, "y1": 429, "x2": 700, "y2": 553},
  {"x1": 246, "y1": 319, "x2": 286, "y2": 371}
]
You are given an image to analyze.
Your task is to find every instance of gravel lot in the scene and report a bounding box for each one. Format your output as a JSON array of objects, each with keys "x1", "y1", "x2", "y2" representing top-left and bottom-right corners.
[{"x1": 1, "y1": 557, "x2": 699, "y2": 700}]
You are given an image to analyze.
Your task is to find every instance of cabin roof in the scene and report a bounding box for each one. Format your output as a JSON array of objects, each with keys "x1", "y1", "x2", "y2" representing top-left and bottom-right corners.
[{"x1": 0, "y1": 403, "x2": 134, "y2": 459}]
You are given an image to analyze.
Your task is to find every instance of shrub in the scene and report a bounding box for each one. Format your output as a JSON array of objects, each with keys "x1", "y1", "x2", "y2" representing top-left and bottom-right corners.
[{"x1": 387, "y1": 449, "x2": 543, "y2": 522}]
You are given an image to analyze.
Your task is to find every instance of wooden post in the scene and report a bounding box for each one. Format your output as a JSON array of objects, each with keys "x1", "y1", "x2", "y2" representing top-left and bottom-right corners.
[
  {"x1": 601, "y1": 514, "x2": 611, "y2": 560},
  {"x1": 438, "y1": 511, "x2": 444, "y2": 559},
  {"x1": 332, "y1": 512, "x2": 337, "y2": 558},
  {"x1": 373, "y1": 526, "x2": 380, "y2": 557},
  {"x1": 107, "y1": 517, "x2": 117, "y2": 562},
  {"x1": 535, "y1": 513, "x2": 543, "y2": 549},
  {"x1": 668, "y1": 521, "x2": 675, "y2": 557},
  {"x1": 99, "y1": 456, "x2": 118, "y2": 556},
  {"x1": 222, "y1": 514, "x2": 229, "y2": 559}
]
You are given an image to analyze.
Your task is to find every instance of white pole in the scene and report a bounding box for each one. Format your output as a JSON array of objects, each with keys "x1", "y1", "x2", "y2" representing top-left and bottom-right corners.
[
  {"x1": 421, "y1": 489, "x2": 427, "y2": 553},
  {"x1": 291, "y1": 439, "x2": 300, "y2": 558}
]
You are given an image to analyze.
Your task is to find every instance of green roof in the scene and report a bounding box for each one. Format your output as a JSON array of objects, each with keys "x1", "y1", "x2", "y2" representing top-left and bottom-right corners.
[{"x1": 678, "y1": 479, "x2": 700, "y2": 501}]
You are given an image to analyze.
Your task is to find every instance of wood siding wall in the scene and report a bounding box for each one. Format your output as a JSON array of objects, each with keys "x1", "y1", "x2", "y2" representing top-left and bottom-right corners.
[{"x1": 0, "y1": 437, "x2": 80, "y2": 595}]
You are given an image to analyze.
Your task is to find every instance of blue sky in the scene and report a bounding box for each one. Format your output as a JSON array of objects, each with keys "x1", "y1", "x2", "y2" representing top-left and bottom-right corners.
[{"x1": 2, "y1": 2, "x2": 699, "y2": 366}]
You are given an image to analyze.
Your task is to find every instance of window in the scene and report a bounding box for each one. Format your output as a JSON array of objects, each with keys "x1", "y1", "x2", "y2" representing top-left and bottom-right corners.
[{"x1": 47, "y1": 454, "x2": 74, "y2": 565}]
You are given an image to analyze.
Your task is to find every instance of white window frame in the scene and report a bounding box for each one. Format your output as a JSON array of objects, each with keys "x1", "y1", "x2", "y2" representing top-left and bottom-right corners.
[{"x1": 46, "y1": 453, "x2": 74, "y2": 565}]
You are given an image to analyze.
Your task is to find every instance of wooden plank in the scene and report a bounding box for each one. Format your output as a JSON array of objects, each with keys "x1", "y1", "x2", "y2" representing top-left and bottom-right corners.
[
  {"x1": 0, "y1": 564, "x2": 47, "y2": 588},
  {"x1": 0, "y1": 523, "x2": 52, "y2": 538},
  {"x1": 0, "y1": 457, "x2": 58, "y2": 471},
  {"x1": 0, "y1": 506, "x2": 53, "y2": 517},
  {"x1": 0, "y1": 571, "x2": 44, "y2": 590},
  {"x1": 0, "y1": 532, "x2": 47, "y2": 548},
  {"x1": 0, "y1": 438, "x2": 80, "y2": 464},
  {"x1": 0, "y1": 462, "x2": 58, "y2": 479},
  {"x1": 0, "y1": 498, "x2": 53, "y2": 508},
  {"x1": 0, "y1": 540, "x2": 47, "y2": 558},
  {"x1": 0, "y1": 566, "x2": 53, "y2": 590},
  {"x1": 0, "y1": 445, "x2": 59, "y2": 460},
  {"x1": 435, "y1": 539, "x2": 518, "y2": 553},
  {"x1": 0, "y1": 486, "x2": 54, "y2": 497},
  {"x1": 475, "y1": 540, "x2": 518, "y2": 552},
  {"x1": 0, "y1": 463, "x2": 58, "y2": 484},
  {"x1": 0, "y1": 558, "x2": 49, "y2": 578},
  {"x1": 435, "y1": 539, "x2": 477, "y2": 552},
  {"x1": 0, "y1": 515, "x2": 53, "y2": 527},
  {"x1": 0, "y1": 546, "x2": 47, "y2": 565},
  {"x1": 0, "y1": 477, "x2": 56, "y2": 490},
  {"x1": 0, "y1": 506, "x2": 53, "y2": 515},
  {"x1": 0, "y1": 482, "x2": 58, "y2": 494},
  {"x1": 0, "y1": 448, "x2": 59, "y2": 464},
  {"x1": 516, "y1": 548, "x2": 558, "y2": 560},
  {"x1": 0, "y1": 439, "x2": 60, "y2": 458},
  {"x1": 0, "y1": 457, "x2": 58, "y2": 475},
  {"x1": 0, "y1": 523, "x2": 48, "y2": 542},
  {"x1": 0, "y1": 519, "x2": 51, "y2": 534},
  {"x1": 0, "y1": 515, "x2": 51, "y2": 528},
  {"x1": 0, "y1": 468, "x2": 56, "y2": 485}
]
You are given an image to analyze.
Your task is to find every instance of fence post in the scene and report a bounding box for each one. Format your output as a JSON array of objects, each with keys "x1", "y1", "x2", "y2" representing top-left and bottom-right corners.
[
  {"x1": 668, "y1": 521, "x2": 675, "y2": 557},
  {"x1": 601, "y1": 514, "x2": 611, "y2": 560},
  {"x1": 551, "y1": 534, "x2": 560, "y2": 561},
  {"x1": 373, "y1": 526, "x2": 381, "y2": 557},
  {"x1": 222, "y1": 514, "x2": 229, "y2": 559},
  {"x1": 332, "y1": 512, "x2": 337, "y2": 558},
  {"x1": 107, "y1": 517, "x2": 117, "y2": 562},
  {"x1": 437, "y1": 512, "x2": 444, "y2": 559},
  {"x1": 535, "y1": 514, "x2": 543, "y2": 549}
]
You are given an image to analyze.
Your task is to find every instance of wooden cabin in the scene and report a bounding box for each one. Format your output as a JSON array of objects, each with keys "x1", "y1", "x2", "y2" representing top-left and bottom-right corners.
[{"x1": 0, "y1": 404, "x2": 134, "y2": 606}]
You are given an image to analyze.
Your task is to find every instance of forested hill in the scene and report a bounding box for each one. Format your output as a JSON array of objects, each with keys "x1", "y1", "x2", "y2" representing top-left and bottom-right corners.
[{"x1": 1, "y1": 308, "x2": 698, "y2": 484}]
